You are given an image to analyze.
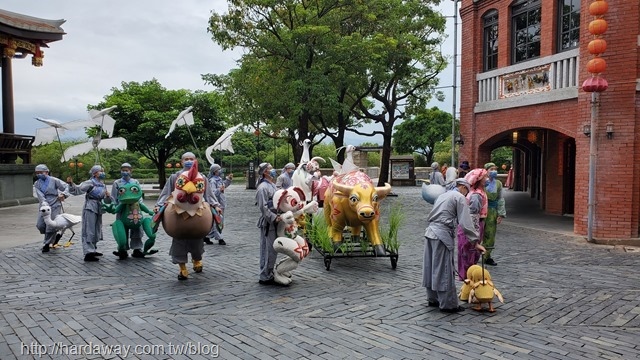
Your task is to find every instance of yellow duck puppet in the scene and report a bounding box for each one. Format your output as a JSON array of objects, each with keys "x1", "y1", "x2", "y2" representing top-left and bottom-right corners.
[{"x1": 459, "y1": 264, "x2": 504, "y2": 312}]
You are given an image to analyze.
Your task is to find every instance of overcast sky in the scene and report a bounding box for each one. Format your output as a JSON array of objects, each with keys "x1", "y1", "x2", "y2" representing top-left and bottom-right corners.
[{"x1": 1, "y1": 0, "x2": 459, "y2": 146}]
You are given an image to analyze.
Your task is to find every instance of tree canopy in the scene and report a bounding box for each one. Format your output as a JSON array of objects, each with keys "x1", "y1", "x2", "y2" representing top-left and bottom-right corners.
[
  {"x1": 93, "y1": 79, "x2": 227, "y2": 188},
  {"x1": 393, "y1": 107, "x2": 452, "y2": 166}
]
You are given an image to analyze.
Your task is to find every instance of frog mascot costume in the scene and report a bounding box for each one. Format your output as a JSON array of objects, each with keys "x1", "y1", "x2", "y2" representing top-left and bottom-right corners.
[{"x1": 102, "y1": 182, "x2": 158, "y2": 259}]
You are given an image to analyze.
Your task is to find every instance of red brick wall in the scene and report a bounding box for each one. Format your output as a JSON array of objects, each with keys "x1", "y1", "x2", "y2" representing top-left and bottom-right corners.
[{"x1": 459, "y1": 0, "x2": 640, "y2": 239}]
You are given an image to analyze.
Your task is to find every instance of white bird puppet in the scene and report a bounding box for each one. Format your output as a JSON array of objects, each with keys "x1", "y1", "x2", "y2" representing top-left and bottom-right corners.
[
  {"x1": 165, "y1": 106, "x2": 194, "y2": 139},
  {"x1": 39, "y1": 203, "x2": 82, "y2": 246},
  {"x1": 205, "y1": 124, "x2": 242, "y2": 165},
  {"x1": 291, "y1": 139, "x2": 325, "y2": 202},
  {"x1": 329, "y1": 144, "x2": 358, "y2": 175},
  {"x1": 33, "y1": 117, "x2": 98, "y2": 162},
  {"x1": 60, "y1": 106, "x2": 127, "y2": 163}
]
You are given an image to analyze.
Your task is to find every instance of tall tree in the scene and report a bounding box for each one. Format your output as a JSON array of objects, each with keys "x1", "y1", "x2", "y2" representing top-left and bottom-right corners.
[
  {"x1": 392, "y1": 107, "x2": 452, "y2": 166},
  {"x1": 94, "y1": 79, "x2": 226, "y2": 188}
]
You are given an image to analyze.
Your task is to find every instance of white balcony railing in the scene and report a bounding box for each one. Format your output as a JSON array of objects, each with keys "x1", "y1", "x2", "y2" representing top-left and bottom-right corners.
[{"x1": 475, "y1": 49, "x2": 579, "y2": 113}]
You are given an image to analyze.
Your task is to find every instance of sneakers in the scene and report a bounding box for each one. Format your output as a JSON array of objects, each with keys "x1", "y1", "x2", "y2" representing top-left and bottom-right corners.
[
  {"x1": 485, "y1": 258, "x2": 497, "y2": 266},
  {"x1": 203, "y1": 237, "x2": 214, "y2": 245},
  {"x1": 42, "y1": 244, "x2": 50, "y2": 253},
  {"x1": 131, "y1": 249, "x2": 145, "y2": 258},
  {"x1": 218, "y1": 239, "x2": 226, "y2": 245}
]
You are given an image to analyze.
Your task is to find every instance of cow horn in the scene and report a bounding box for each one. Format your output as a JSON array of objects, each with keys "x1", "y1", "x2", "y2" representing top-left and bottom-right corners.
[
  {"x1": 375, "y1": 183, "x2": 392, "y2": 199},
  {"x1": 332, "y1": 180, "x2": 354, "y2": 194},
  {"x1": 310, "y1": 156, "x2": 326, "y2": 163}
]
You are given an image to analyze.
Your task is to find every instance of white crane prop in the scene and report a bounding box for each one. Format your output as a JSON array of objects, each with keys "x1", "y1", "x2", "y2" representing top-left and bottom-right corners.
[
  {"x1": 39, "y1": 202, "x2": 82, "y2": 247},
  {"x1": 33, "y1": 117, "x2": 97, "y2": 163},
  {"x1": 61, "y1": 106, "x2": 127, "y2": 163}
]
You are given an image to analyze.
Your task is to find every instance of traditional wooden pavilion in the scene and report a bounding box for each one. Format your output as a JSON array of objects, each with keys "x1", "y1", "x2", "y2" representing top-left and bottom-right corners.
[{"x1": 0, "y1": 8, "x2": 65, "y2": 206}]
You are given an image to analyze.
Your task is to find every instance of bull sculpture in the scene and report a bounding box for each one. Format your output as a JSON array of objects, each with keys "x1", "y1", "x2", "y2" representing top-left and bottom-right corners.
[{"x1": 324, "y1": 170, "x2": 392, "y2": 256}]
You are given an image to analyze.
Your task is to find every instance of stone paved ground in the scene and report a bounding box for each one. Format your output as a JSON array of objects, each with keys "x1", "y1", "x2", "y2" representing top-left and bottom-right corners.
[{"x1": 0, "y1": 186, "x2": 639, "y2": 359}]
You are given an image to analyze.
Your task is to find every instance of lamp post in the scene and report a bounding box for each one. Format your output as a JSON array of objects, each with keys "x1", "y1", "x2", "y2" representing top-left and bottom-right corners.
[
  {"x1": 254, "y1": 128, "x2": 261, "y2": 163},
  {"x1": 69, "y1": 158, "x2": 83, "y2": 180},
  {"x1": 451, "y1": 0, "x2": 460, "y2": 168}
]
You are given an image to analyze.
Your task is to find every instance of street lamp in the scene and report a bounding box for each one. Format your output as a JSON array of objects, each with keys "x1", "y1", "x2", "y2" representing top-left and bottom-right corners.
[{"x1": 69, "y1": 158, "x2": 84, "y2": 180}]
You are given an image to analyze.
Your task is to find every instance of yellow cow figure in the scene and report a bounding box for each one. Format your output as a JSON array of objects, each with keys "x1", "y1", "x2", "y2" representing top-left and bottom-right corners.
[{"x1": 324, "y1": 170, "x2": 392, "y2": 256}]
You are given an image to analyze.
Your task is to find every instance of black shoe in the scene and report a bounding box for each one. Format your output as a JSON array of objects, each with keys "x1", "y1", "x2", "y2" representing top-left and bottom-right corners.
[
  {"x1": 131, "y1": 249, "x2": 145, "y2": 258},
  {"x1": 440, "y1": 306, "x2": 465, "y2": 313},
  {"x1": 53, "y1": 233, "x2": 62, "y2": 246},
  {"x1": 427, "y1": 300, "x2": 440, "y2": 307},
  {"x1": 112, "y1": 250, "x2": 129, "y2": 260},
  {"x1": 218, "y1": 239, "x2": 226, "y2": 245},
  {"x1": 84, "y1": 254, "x2": 99, "y2": 262},
  {"x1": 203, "y1": 238, "x2": 214, "y2": 245},
  {"x1": 178, "y1": 274, "x2": 188, "y2": 280},
  {"x1": 93, "y1": 252, "x2": 103, "y2": 257},
  {"x1": 485, "y1": 258, "x2": 497, "y2": 266},
  {"x1": 42, "y1": 244, "x2": 50, "y2": 253},
  {"x1": 258, "y1": 279, "x2": 277, "y2": 285}
]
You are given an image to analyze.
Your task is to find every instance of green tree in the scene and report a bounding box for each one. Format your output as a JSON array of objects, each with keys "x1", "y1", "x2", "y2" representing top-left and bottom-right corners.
[
  {"x1": 93, "y1": 79, "x2": 227, "y2": 188},
  {"x1": 392, "y1": 107, "x2": 451, "y2": 166}
]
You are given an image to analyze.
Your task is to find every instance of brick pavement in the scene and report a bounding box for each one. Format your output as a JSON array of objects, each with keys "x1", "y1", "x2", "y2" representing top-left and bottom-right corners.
[{"x1": 0, "y1": 186, "x2": 639, "y2": 359}]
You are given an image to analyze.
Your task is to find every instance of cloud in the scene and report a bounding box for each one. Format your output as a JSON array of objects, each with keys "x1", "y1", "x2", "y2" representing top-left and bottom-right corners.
[{"x1": 1, "y1": 0, "x2": 457, "y2": 147}]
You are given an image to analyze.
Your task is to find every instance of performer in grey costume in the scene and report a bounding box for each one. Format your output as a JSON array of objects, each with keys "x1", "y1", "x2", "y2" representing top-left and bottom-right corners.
[
  {"x1": 33, "y1": 164, "x2": 72, "y2": 253},
  {"x1": 275, "y1": 162, "x2": 295, "y2": 190},
  {"x1": 255, "y1": 162, "x2": 284, "y2": 285},
  {"x1": 155, "y1": 152, "x2": 221, "y2": 274},
  {"x1": 204, "y1": 163, "x2": 233, "y2": 245},
  {"x1": 69, "y1": 165, "x2": 112, "y2": 262},
  {"x1": 422, "y1": 178, "x2": 485, "y2": 313},
  {"x1": 110, "y1": 162, "x2": 144, "y2": 257}
]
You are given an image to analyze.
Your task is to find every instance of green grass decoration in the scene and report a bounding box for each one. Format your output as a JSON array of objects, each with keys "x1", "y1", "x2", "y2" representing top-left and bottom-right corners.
[
  {"x1": 306, "y1": 214, "x2": 334, "y2": 255},
  {"x1": 381, "y1": 203, "x2": 404, "y2": 254}
]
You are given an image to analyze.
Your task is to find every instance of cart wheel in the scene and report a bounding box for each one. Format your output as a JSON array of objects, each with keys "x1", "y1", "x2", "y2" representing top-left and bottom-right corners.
[
  {"x1": 324, "y1": 257, "x2": 332, "y2": 271},
  {"x1": 390, "y1": 255, "x2": 398, "y2": 270}
]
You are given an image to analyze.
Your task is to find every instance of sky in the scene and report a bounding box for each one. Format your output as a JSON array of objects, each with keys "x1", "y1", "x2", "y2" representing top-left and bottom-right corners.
[{"x1": 1, "y1": 0, "x2": 460, "y2": 147}]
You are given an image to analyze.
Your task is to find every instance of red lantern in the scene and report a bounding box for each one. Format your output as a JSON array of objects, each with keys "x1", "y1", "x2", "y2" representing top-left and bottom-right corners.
[
  {"x1": 586, "y1": 57, "x2": 607, "y2": 74},
  {"x1": 582, "y1": 76, "x2": 609, "y2": 92},
  {"x1": 175, "y1": 163, "x2": 181, "y2": 168},
  {"x1": 588, "y1": 39, "x2": 607, "y2": 55},
  {"x1": 589, "y1": 1, "x2": 609, "y2": 16},
  {"x1": 167, "y1": 164, "x2": 172, "y2": 168},
  {"x1": 588, "y1": 19, "x2": 608, "y2": 35},
  {"x1": 253, "y1": 129, "x2": 261, "y2": 136}
]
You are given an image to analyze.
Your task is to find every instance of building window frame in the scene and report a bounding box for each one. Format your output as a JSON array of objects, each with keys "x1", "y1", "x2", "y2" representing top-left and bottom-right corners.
[
  {"x1": 483, "y1": 10, "x2": 499, "y2": 72},
  {"x1": 511, "y1": 0, "x2": 542, "y2": 64},
  {"x1": 557, "y1": 0, "x2": 580, "y2": 52}
]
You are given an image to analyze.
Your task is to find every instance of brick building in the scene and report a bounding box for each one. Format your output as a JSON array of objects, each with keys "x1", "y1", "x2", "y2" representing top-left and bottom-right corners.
[{"x1": 458, "y1": 0, "x2": 639, "y2": 239}]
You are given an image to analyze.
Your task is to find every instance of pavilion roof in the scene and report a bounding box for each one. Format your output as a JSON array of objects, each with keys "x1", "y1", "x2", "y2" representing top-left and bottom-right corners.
[{"x1": 0, "y1": 8, "x2": 65, "y2": 41}]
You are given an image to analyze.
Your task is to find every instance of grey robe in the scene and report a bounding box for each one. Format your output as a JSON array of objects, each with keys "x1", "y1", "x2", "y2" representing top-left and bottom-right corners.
[
  {"x1": 33, "y1": 176, "x2": 71, "y2": 245},
  {"x1": 206, "y1": 175, "x2": 232, "y2": 241},
  {"x1": 256, "y1": 178, "x2": 278, "y2": 281},
  {"x1": 275, "y1": 172, "x2": 293, "y2": 190},
  {"x1": 70, "y1": 178, "x2": 111, "y2": 255},
  {"x1": 422, "y1": 190, "x2": 479, "y2": 309}
]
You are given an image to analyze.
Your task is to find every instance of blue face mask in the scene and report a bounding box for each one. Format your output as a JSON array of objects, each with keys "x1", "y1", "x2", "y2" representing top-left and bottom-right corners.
[
  {"x1": 121, "y1": 171, "x2": 130, "y2": 179},
  {"x1": 269, "y1": 169, "x2": 277, "y2": 178},
  {"x1": 489, "y1": 170, "x2": 498, "y2": 179},
  {"x1": 183, "y1": 161, "x2": 194, "y2": 169},
  {"x1": 98, "y1": 172, "x2": 106, "y2": 180},
  {"x1": 36, "y1": 174, "x2": 47, "y2": 180}
]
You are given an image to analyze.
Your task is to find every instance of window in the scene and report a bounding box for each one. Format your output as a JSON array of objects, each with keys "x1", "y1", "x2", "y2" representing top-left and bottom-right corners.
[
  {"x1": 558, "y1": 0, "x2": 580, "y2": 51},
  {"x1": 512, "y1": 0, "x2": 541, "y2": 63},
  {"x1": 483, "y1": 10, "x2": 499, "y2": 71}
]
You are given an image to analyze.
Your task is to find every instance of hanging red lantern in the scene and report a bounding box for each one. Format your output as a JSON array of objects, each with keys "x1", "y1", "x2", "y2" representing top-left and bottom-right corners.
[
  {"x1": 167, "y1": 163, "x2": 173, "y2": 168},
  {"x1": 586, "y1": 57, "x2": 607, "y2": 74},
  {"x1": 589, "y1": 1, "x2": 609, "y2": 16},
  {"x1": 253, "y1": 129, "x2": 261, "y2": 136},
  {"x1": 582, "y1": 76, "x2": 609, "y2": 92},
  {"x1": 588, "y1": 39, "x2": 607, "y2": 55},
  {"x1": 588, "y1": 19, "x2": 608, "y2": 35}
]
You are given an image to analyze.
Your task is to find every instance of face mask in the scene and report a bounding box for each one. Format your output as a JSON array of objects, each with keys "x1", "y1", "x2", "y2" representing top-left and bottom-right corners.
[
  {"x1": 121, "y1": 172, "x2": 130, "y2": 178},
  {"x1": 287, "y1": 169, "x2": 294, "y2": 175},
  {"x1": 36, "y1": 174, "x2": 47, "y2": 180},
  {"x1": 489, "y1": 170, "x2": 498, "y2": 179},
  {"x1": 183, "y1": 161, "x2": 194, "y2": 169},
  {"x1": 269, "y1": 169, "x2": 277, "y2": 178},
  {"x1": 98, "y1": 172, "x2": 106, "y2": 180}
]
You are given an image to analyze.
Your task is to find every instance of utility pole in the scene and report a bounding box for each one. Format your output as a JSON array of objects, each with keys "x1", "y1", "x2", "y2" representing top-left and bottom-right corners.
[{"x1": 451, "y1": 0, "x2": 460, "y2": 168}]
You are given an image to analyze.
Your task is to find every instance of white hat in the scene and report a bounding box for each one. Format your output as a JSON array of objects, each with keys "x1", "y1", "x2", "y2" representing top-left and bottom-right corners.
[
  {"x1": 120, "y1": 162, "x2": 132, "y2": 169},
  {"x1": 258, "y1": 162, "x2": 270, "y2": 177},
  {"x1": 35, "y1": 164, "x2": 49, "y2": 172},
  {"x1": 89, "y1": 165, "x2": 103, "y2": 175}
]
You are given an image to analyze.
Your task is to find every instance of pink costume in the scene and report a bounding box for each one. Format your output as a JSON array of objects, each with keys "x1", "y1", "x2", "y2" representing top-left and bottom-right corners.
[{"x1": 457, "y1": 169, "x2": 488, "y2": 280}]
